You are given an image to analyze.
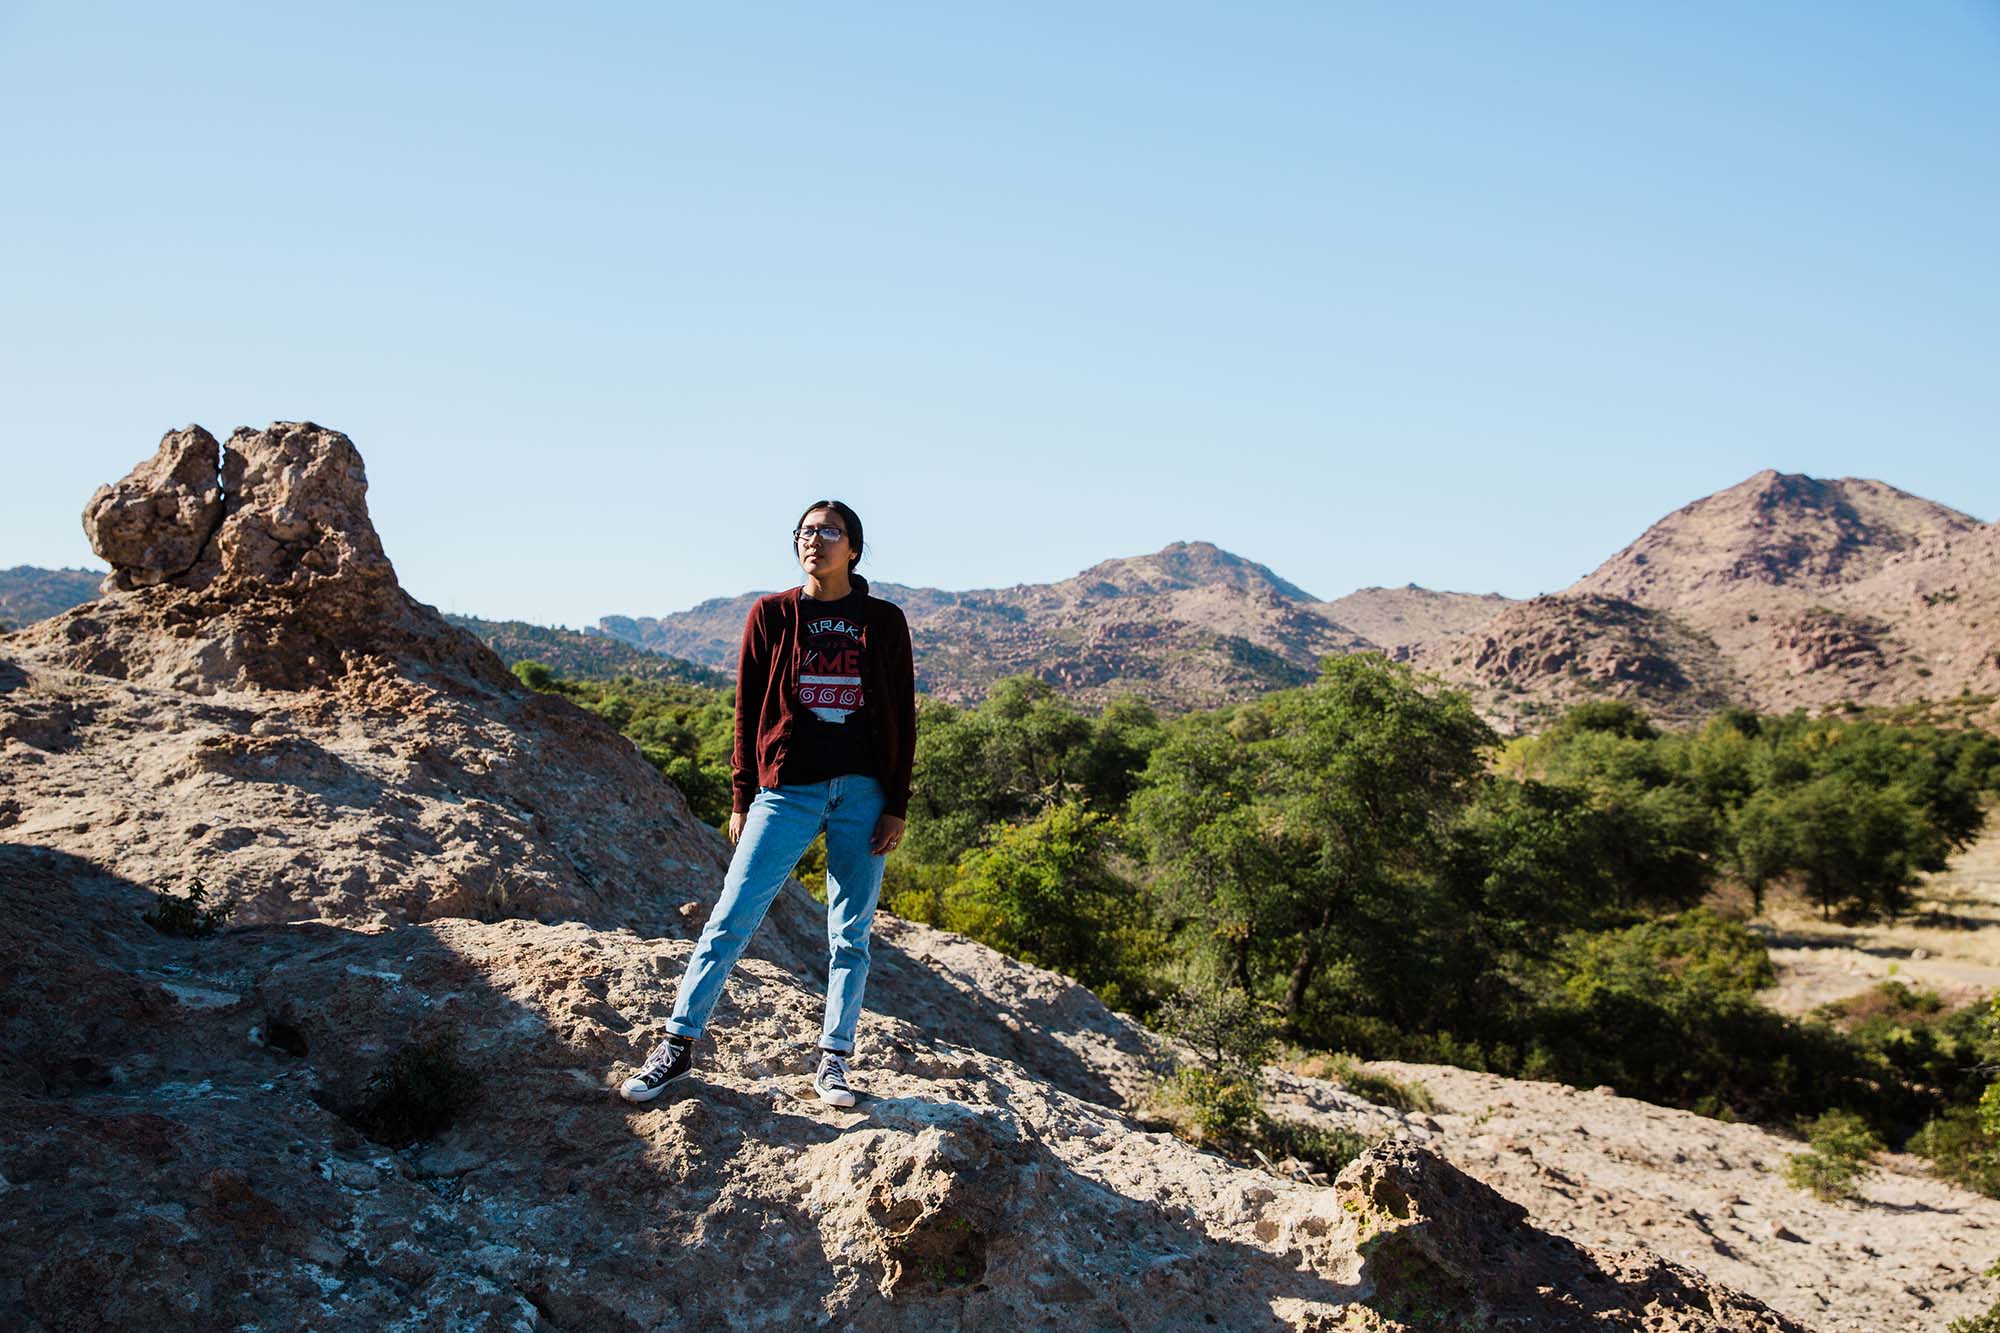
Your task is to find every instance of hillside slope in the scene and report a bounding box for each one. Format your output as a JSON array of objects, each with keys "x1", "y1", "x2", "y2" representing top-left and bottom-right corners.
[
  {"x1": 1313, "y1": 585, "x2": 1518, "y2": 652},
  {"x1": 0, "y1": 564, "x2": 101, "y2": 628}
]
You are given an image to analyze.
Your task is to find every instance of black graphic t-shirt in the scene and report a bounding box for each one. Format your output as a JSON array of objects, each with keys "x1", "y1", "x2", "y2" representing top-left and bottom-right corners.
[{"x1": 778, "y1": 591, "x2": 876, "y2": 785}]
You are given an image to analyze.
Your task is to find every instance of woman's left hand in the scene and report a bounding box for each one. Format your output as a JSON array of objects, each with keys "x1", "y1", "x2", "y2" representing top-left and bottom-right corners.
[{"x1": 871, "y1": 814, "x2": 906, "y2": 856}]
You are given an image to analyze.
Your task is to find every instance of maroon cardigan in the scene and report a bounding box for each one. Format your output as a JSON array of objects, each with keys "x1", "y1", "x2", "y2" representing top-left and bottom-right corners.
[{"x1": 730, "y1": 578, "x2": 917, "y2": 818}]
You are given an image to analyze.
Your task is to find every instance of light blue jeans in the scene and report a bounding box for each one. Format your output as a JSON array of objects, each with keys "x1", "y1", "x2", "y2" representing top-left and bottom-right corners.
[{"x1": 665, "y1": 774, "x2": 888, "y2": 1054}]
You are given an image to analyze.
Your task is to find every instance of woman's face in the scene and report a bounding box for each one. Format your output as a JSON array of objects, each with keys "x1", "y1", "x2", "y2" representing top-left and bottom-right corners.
[{"x1": 796, "y1": 507, "x2": 853, "y2": 579}]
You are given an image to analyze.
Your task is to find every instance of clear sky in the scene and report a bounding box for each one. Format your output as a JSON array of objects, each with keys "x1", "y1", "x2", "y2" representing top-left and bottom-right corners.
[{"x1": 3, "y1": 2, "x2": 1995, "y2": 625}]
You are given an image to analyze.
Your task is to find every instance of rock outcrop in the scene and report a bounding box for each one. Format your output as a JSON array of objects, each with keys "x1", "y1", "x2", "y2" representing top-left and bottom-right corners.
[
  {"x1": 7, "y1": 423, "x2": 727, "y2": 933},
  {"x1": 1408, "y1": 593, "x2": 1743, "y2": 733},
  {"x1": 82, "y1": 425, "x2": 226, "y2": 590}
]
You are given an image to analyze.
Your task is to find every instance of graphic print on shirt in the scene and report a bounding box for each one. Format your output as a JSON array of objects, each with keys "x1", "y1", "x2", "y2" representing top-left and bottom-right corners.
[{"x1": 799, "y1": 613, "x2": 866, "y2": 724}]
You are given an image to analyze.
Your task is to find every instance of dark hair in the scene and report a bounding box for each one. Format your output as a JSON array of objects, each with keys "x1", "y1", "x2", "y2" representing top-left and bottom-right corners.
[{"x1": 794, "y1": 500, "x2": 863, "y2": 572}]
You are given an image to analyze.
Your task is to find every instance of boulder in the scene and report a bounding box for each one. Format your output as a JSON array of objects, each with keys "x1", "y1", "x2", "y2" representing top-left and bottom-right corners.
[{"x1": 82, "y1": 426, "x2": 224, "y2": 590}]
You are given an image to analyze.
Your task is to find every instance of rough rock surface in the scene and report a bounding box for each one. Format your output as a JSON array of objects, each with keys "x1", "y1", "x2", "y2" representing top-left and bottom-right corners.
[
  {"x1": 1336, "y1": 1144, "x2": 1800, "y2": 1331},
  {"x1": 1361, "y1": 1062, "x2": 2000, "y2": 1331},
  {"x1": 1408, "y1": 592, "x2": 1743, "y2": 733},
  {"x1": 0, "y1": 426, "x2": 1984, "y2": 1330},
  {"x1": 83, "y1": 425, "x2": 225, "y2": 590},
  {"x1": 0, "y1": 841, "x2": 1817, "y2": 1332}
]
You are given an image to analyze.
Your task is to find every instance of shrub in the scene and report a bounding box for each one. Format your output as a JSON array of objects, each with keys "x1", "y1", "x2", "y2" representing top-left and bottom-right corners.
[
  {"x1": 1293, "y1": 1053, "x2": 1437, "y2": 1114},
  {"x1": 350, "y1": 1035, "x2": 482, "y2": 1148},
  {"x1": 1157, "y1": 1066, "x2": 1261, "y2": 1143},
  {"x1": 1560, "y1": 907, "x2": 1775, "y2": 1003},
  {"x1": 143, "y1": 879, "x2": 234, "y2": 938},
  {"x1": 1909, "y1": 1106, "x2": 2000, "y2": 1198},
  {"x1": 512, "y1": 660, "x2": 556, "y2": 691},
  {"x1": 1255, "y1": 1117, "x2": 1372, "y2": 1179},
  {"x1": 1785, "y1": 1110, "x2": 1881, "y2": 1201},
  {"x1": 1158, "y1": 986, "x2": 1275, "y2": 1081},
  {"x1": 942, "y1": 802, "x2": 1138, "y2": 993},
  {"x1": 1152, "y1": 987, "x2": 1275, "y2": 1145},
  {"x1": 1951, "y1": 1270, "x2": 2000, "y2": 1333}
]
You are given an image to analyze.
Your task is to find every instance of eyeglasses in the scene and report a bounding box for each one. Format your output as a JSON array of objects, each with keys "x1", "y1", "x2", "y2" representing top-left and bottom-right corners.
[{"x1": 794, "y1": 525, "x2": 846, "y2": 543}]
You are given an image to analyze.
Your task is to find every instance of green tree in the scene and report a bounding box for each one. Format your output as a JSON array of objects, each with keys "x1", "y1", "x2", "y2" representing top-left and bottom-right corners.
[
  {"x1": 1134, "y1": 656, "x2": 1494, "y2": 1034},
  {"x1": 1732, "y1": 774, "x2": 1932, "y2": 917},
  {"x1": 512, "y1": 659, "x2": 555, "y2": 691},
  {"x1": 943, "y1": 801, "x2": 1145, "y2": 1002},
  {"x1": 1258, "y1": 655, "x2": 1494, "y2": 1025},
  {"x1": 1129, "y1": 711, "x2": 1292, "y2": 995},
  {"x1": 905, "y1": 676, "x2": 1122, "y2": 865},
  {"x1": 1507, "y1": 708, "x2": 1720, "y2": 910}
]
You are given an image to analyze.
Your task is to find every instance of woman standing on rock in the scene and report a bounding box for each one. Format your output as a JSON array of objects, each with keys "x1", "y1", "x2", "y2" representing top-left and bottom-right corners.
[{"x1": 620, "y1": 501, "x2": 916, "y2": 1108}]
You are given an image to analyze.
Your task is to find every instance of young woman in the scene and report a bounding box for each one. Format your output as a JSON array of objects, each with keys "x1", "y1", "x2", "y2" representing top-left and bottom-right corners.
[{"x1": 620, "y1": 501, "x2": 916, "y2": 1107}]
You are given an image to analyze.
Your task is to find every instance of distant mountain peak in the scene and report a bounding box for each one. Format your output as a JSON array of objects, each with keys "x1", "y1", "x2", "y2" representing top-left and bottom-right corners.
[
  {"x1": 1570, "y1": 470, "x2": 1983, "y2": 610},
  {"x1": 1070, "y1": 542, "x2": 1319, "y2": 603}
]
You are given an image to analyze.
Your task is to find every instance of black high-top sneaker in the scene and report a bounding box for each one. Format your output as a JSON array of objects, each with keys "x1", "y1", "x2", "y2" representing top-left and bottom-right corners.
[
  {"x1": 814, "y1": 1049, "x2": 858, "y2": 1107},
  {"x1": 620, "y1": 1036, "x2": 693, "y2": 1103}
]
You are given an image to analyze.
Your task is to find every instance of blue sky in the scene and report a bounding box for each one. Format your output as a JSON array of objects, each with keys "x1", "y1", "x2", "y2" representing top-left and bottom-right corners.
[{"x1": 3, "y1": 3, "x2": 1995, "y2": 625}]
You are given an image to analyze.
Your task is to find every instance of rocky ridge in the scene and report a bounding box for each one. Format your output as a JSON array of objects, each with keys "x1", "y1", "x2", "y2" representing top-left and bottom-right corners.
[
  {"x1": 0, "y1": 423, "x2": 1863, "y2": 1329},
  {"x1": 0, "y1": 565, "x2": 102, "y2": 630},
  {"x1": 1413, "y1": 471, "x2": 2000, "y2": 730},
  {"x1": 1312, "y1": 585, "x2": 1517, "y2": 653},
  {"x1": 604, "y1": 542, "x2": 1382, "y2": 710},
  {"x1": 443, "y1": 613, "x2": 726, "y2": 688}
]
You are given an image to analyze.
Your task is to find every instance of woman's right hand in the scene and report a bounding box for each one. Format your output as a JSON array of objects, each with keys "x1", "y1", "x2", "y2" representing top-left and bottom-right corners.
[{"x1": 727, "y1": 811, "x2": 747, "y2": 845}]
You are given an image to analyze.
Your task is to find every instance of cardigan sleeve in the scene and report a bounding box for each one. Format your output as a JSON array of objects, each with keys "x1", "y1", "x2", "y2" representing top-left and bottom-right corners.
[
  {"x1": 884, "y1": 604, "x2": 917, "y2": 819},
  {"x1": 730, "y1": 599, "x2": 770, "y2": 814}
]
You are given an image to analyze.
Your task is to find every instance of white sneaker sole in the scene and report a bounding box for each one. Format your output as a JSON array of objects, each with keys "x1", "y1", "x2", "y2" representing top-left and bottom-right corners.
[
  {"x1": 816, "y1": 1084, "x2": 858, "y2": 1107},
  {"x1": 620, "y1": 1074, "x2": 682, "y2": 1104}
]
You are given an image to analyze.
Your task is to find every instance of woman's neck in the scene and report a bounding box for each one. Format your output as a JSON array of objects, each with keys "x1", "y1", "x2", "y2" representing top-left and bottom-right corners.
[{"x1": 803, "y1": 570, "x2": 852, "y2": 601}]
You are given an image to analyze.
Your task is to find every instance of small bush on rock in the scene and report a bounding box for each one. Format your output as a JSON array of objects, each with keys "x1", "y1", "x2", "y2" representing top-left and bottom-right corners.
[
  {"x1": 143, "y1": 879, "x2": 234, "y2": 937},
  {"x1": 1256, "y1": 1117, "x2": 1371, "y2": 1181},
  {"x1": 1158, "y1": 1066, "x2": 1261, "y2": 1142},
  {"x1": 1785, "y1": 1109, "x2": 1881, "y2": 1201},
  {"x1": 1153, "y1": 987, "x2": 1274, "y2": 1145},
  {"x1": 1291, "y1": 1052, "x2": 1438, "y2": 1114},
  {"x1": 350, "y1": 1035, "x2": 482, "y2": 1148}
]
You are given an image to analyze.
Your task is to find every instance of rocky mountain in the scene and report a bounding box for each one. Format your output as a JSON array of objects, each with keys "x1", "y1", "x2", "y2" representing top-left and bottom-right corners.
[
  {"x1": 604, "y1": 542, "x2": 1381, "y2": 710},
  {"x1": 1412, "y1": 471, "x2": 1999, "y2": 731},
  {"x1": 0, "y1": 576, "x2": 717, "y2": 688},
  {"x1": 0, "y1": 564, "x2": 102, "y2": 629},
  {"x1": 1313, "y1": 584, "x2": 1517, "y2": 652},
  {"x1": 1569, "y1": 471, "x2": 1983, "y2": 609},
  {"x1": 443, "y1": 613, "x2": 726, "y2": 687},
  {"x1": 11, "y1": 422, "x2": 1972, "y2": 1328}
]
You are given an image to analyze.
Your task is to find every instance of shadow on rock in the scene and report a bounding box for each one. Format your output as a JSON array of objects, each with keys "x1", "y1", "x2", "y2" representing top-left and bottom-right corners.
[{"x1": 1337, "y1": 1144, "x2": 1807, "y2": 1332}]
